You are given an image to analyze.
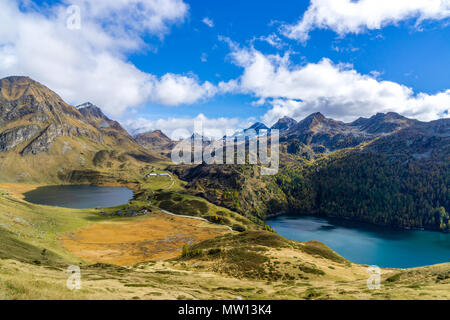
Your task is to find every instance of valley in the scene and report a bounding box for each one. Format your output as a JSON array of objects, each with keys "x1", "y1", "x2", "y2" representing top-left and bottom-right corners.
[
  {"x1": 0, "y1": 76, "x2": 449, "y2": 300},
  {"x1": 1, "y1": 183, "x2": 449, "y2": 300}
]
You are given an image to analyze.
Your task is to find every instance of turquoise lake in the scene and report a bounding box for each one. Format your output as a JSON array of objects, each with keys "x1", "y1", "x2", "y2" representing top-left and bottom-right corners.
[{"x1": 267, "y1": 215, "x2": 450, "y2": 268}]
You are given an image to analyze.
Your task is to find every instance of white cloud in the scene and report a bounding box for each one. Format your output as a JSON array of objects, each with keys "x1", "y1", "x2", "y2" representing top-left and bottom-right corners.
[
  {"x1": 202, "y1": 17, "x2": 214, "y2": 28},
  {"x1": 252, "y1": 34, "x2": 286, "y2": 49},
  {"x1": 150, "y1": 74, "x2": 217, "y2": 106},
  {"x1": 282, "y1": 0, "x2": 450, "y2": 42},
  {"x1": 0, "y1": 0, "x2": 216, "y2": 117},
  {"x1": 124, "y1": 114, "x2": 252, "y2": 140},
  {"x1": 69, "y1": 0, "x2": 189, "y2": 38},
  {"x1": 224, "y1": 46, "x2": 450, "y2": 124}
]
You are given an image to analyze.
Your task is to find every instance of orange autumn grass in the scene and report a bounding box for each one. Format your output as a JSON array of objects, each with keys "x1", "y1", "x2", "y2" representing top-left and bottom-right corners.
[{"x1": 61, "y1": 212, "x2": 230, "y2": 266}]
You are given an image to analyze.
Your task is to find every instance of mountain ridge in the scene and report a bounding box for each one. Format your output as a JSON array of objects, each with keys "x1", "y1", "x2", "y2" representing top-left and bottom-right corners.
[
  {"x1": 0, "y1": 76, "x2": 161, "y2": 183},
  {"x1": 2, "y1": 76, "x2": 448, "y2": 160}
]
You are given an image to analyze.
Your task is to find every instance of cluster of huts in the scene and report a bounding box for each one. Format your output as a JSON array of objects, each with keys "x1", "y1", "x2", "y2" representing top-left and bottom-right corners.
[{"x1": 146, "y1": 173, "x2": 171, "y2": 178}]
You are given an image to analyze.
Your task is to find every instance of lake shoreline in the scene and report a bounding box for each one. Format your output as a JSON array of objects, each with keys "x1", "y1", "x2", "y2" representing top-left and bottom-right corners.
[
  {"x1": 267, "y1": 212, "x2": 449, "y2": 234},
  {"x1": 22, "y1": 185, "x2": 134, "y2": 209},
  {"x1": 267, "y1": 215, "x2": 450, "y2": 269}
]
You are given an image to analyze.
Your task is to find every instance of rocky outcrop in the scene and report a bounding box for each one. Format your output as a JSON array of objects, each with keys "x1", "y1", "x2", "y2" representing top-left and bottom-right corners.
[
  {"x1": 21, "y1": 123, "x2": 64, "y2": 155},
  {"x1": 0, "y1": 124, "x2": 41, "y2": 152},
  {"x1": 0, "y1": 98, "x2": 50, "y2": 125}
]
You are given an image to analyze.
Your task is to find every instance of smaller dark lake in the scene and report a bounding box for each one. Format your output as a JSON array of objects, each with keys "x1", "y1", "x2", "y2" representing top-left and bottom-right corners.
[{"x1": 23, "y1": 185, "x2": 134, "y2": 209}]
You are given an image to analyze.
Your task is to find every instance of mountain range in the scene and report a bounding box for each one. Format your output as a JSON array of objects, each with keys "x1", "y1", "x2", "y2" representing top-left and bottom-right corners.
[
  {"x1": 1, "y1": 75, "x2": 448, "y2": 163},
  {"x1": 0, "y1": 76, "x2": 448, "y2": 232},
  {"x1": 170, "y1": 110, "x2": 449, "y2": 232},
  {"x1": 243, "y1": 111, "x2": 420, "y2": 152}
]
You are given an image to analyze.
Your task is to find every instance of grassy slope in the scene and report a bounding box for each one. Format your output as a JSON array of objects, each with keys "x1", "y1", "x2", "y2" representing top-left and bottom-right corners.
[
  {"x1": 0, "y1": 188, "x2": 109, "y2": 264},
  {"x1": 0, "y1": 150, "x2": 449, "y2": 300},
  {"x1": 1, "y1": 230, "x2": 449, "y2": 300},
  {"x1": 132, "y1": 166, "x2": 261, "y2": 231},
  {"x1": 0, "y1": 186, "x2": 449, "y2": 300},
  {"x1": 0, "y1": 178, "x2": 238, "y2": 265}
]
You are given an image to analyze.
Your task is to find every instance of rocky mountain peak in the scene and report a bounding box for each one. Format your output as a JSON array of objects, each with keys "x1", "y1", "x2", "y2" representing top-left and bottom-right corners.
[
  {"x1": 374, "y1": 112, "x2": 405, "y2": 121},
  {"x1": 77, "y1": 102, "x2": 95, "y2": 109},
  {"x1": 1, "y1": 75, "x2": 33, "y2": 86},
  {"x1": 305, "y1": 112, "x2": 326, "y2": 122},
  {"x1": 0, "y1": 76, "x2": 104, "y2": 156},
  {"x1": 134, "y1": 130, "x2": 175, "y2": 157},
  {"x1": 77, "y1": 102, "x2": 109, "y2": 121},
  {"x1": 293, "y1": 112, "x2": 327, "y2": 132},
  {"x1": 0, "y1": 76, "x2": 82, "y2": 124},
  {"x1": 76, "y1": 102, "x2": 133, "y2": 138},
  {"x1": 1, "y1": 76, "x2": 34, "y2": 90},
  {"x1": 2, "y1": 76, "x2": 62, "y2": 106},
  {"x1": 151, "y1": 130, "x2": 169, "y2": 137},
  {"x1": 271, "y1": 116, "x2": 297, "y2": 131},
  {"x1": 246, "y1": 122, "x2": 269, "y2": 132},
  {"x1": 0, "y1": 75, "x2": 162, "y2": 181},
  {"x1": 135, "y1": 130, "x2": 172, "y2": 144}
]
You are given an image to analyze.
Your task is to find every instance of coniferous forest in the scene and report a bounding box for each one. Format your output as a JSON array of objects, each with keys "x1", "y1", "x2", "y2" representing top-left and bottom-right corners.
[{"x1": 277, "y1": 152, "x2": 450, "y2": 232}]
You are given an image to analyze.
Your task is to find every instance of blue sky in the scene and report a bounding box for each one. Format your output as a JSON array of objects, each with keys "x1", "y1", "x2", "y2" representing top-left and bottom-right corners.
[
  {"x1": 1, "y1": 0, "x2": 450, "y2": 137},
  {"x1": 133, "y1": 3, "x2": 450, "y2": 119}
]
